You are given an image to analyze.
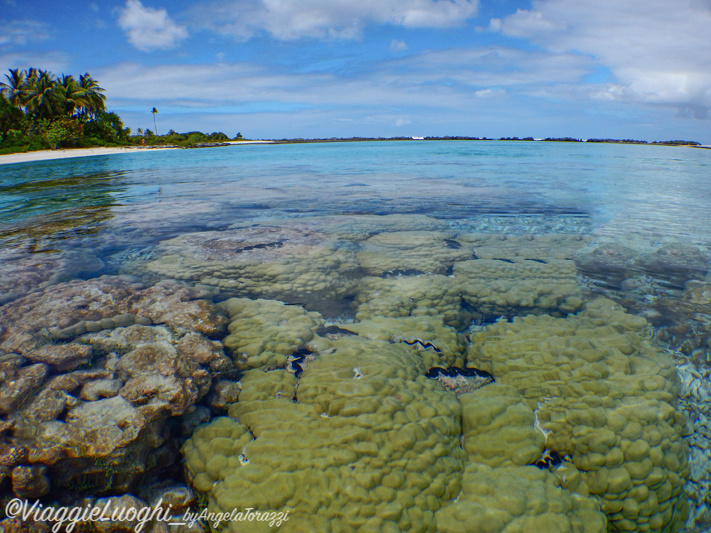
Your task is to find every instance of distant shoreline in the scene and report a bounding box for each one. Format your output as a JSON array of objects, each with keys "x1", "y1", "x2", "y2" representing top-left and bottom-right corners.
[
  {"x1": 0, "y1": 138, "x2": 705, "y2": 166},
  {"x1": 269, "y1": 136, "x2": 704, "y2": 147},
  {"x1": 0, "y1": 140, "x2": 274, "y2": 166}
]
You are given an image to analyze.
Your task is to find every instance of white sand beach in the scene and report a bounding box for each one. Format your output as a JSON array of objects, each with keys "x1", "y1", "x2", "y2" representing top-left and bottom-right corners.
[
  {"x1": 0, "y1": 141, "x2": 274, "y2": 166},
  {"x1": 0, "y1": 146, "x2": 174, "y2": 165}
]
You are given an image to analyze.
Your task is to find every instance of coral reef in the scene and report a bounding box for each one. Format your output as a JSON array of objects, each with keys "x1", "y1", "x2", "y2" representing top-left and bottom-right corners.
[
  {"x1": 456, "y1": 233, "x2": 590, "y2": 261},
  {"x1": 144, "y1": 226, "x2": 360, "y2": 313},
  {"x1": 346, "y1": 315, "x2": 466, "y2": 368},
  {"x1": 457, "y1": 383, "x2": 543, "y2": 468},
  {"x1": 0, "y1": 212, "x2": 701, "y2": 533},
  {"x1": 183, "y1": 337, "x2": 466, "y2": 532},
  {"x1": 435, "y1": 463, "x2": 607, "y2": 533},
  {"x1": 218, "y1": 297, "x2": 324, "y2": 371},
  {"x1": 354, "y1": 274, "x2": 468, "y2": 330},
  {"x1": 0, "y1": 276, "x2": 231, "y2": 499},
  {"x1": 468, "y1": 298, "x2": 689, "y2": 532},
  {"x1": 574, "y1": 243, "x2": 641, "y2": 287},
  {"x1": 233, "y1": 214, "x2": 451, "y2": 242},
  {"x1": 356, "y1": 231, "x2": 474, "y2": 276},
  {"x1": 454, "y1": 258, "x2": 584, "y2": 318}
]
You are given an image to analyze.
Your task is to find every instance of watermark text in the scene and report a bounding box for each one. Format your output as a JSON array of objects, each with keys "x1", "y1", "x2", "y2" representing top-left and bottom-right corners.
[{"x1": 4, "y1": 498, "x2": 290, "y2": 532}]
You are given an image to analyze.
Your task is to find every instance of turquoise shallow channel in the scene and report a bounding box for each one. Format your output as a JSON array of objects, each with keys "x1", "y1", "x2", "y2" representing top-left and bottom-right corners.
[{"x1": 0, "y1": 140, "x2": 710, "y2": 532}]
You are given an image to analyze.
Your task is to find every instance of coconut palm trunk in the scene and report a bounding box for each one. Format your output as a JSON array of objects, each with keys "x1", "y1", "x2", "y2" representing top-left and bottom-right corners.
[{"x1": 152, "y1": 107, "x2": 158, "y2": 136}]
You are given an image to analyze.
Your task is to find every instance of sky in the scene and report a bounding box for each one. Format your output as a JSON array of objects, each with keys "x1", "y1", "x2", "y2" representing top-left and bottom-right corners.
[{"x1": 2, "y1": 0, "x2": 711, "y2": 142}]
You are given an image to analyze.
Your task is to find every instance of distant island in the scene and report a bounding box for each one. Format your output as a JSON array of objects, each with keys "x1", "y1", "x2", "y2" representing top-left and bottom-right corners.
[
  {"x1": 0, "y1": 67, "x2": 702, "y2": 156},
  {"x1": 270, "y1": 136, "x2": 702, "y2": 147}
]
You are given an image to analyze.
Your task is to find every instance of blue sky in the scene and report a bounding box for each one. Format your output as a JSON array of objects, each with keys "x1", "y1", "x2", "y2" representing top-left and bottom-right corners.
[{"x1": 2, "y1": 0, "x2": 711, "y2": 142}]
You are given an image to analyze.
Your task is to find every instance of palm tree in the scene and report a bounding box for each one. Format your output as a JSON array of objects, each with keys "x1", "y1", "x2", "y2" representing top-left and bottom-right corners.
[
  {"x1": 24, "y1": 69, "x2": 63, "y2": 120},
  {"x1": 59, "y1": 74, "x2": 80, "y2": 116},
  {"x1": 77, "y1": 73, "x2": 106, "y2": 120},
  {"x1": 0, "y1": 68, "x2": 27, "y2": 110},
  {"x1": 151, "y1": 107, "x2": 158, "y2": 135},
  {"x1": 1, "y1": 68, "x2": 106, "y2": 121}
]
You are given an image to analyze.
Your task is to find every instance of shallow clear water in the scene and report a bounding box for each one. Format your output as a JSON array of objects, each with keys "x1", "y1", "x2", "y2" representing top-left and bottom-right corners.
[
  {"x1": 2, "y1": 141, "x2": 710, "y2": 242},
  {"x1": 1, "y1": 140, "x2": 710, "y2": 531}
]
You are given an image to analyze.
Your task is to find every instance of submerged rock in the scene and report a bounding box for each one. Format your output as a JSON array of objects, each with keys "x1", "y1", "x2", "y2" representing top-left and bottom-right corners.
[
  {"x1": 576, "y1": 241, "x2": 709, "y2": 289},
  {"x1": 635, "y1": 243, "x2": 708, "y2": 286},
  {"x1": 11, "y1": 464, "x2": 50, "y2": 499},
  {"x1": 24, "y1": 344, "x2": 93, "y2": 372},
  {"x1": 575, "y1": 242, "x2": 640, "y2": 287},
  {"x1": 0, "y1": 245, "x2": 104, "y2": 305},
  {"x1": 0, "y1": 276, "x2": 228, "y2": 358},
  {"x1": 0, "y1": 276, "x2": 233, "y2": 500}
]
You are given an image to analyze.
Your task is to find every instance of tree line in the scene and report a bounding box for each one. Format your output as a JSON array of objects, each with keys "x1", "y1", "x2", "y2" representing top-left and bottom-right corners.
[
  {"x1": 0, "y1": 68, "x2": 134, "y2": 153},
  {"x1": 0, "y1": 67, "x2": 243, "y2": 154}
]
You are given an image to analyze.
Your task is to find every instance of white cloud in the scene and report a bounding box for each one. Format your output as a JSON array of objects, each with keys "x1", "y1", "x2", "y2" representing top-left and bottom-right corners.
[
  {"x1": 486, "y1": 18, "x2": 502, "y2": 32},
  {"x1": 390, "y1": 39, "x2": 408, "y2": 52},
  {"x1": 474, "y1": 88, "x2": 505, "y2": 98},
  {"x1": 0, "y1": 51, "x2": 68, "y2": 76},
  {"x1": 495, "y1": 8, "x2": 565, "y2": 37},
  {"x1": 190, "y1": 0, "x2": 478, "y2": 40},
  {"x1": 98, "y1": 46, "x2": 587, "y2": 118},
  {"x1": 493, "y1": 0, "x2": 711, "y2": 116},
  {"x1": 0, "y1": 20, "x2": 51, "y2": 47},
  {"x1": 386, "y1": 47, "x2": 594, "y2": 89},
  {"x1": 118, "y1": 0, "x2": 188, "y2": 52},
  {"x1": 99, "y1": 58, "x2": 711, "y2": 142}
]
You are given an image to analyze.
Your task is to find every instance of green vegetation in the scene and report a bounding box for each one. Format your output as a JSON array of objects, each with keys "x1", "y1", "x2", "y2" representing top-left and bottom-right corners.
[
  {"x1": 586, "y1": 138, "x2": 701, "y2": 146},
  {"x1": 651, "y1": 139, "x2": 702, "y2": 146},
  {"x1": 139, "y1": 130, "x2": 239, "y2": 148},
  {"x1": 543, "y1": 137, "x2": 583, "y2": 142},
  {"x1": 0, "y1": 67, "x2": 128, "y2": 154},
  {"x1": 0, "y1": 67, "x2": 242, "y2": 154}
]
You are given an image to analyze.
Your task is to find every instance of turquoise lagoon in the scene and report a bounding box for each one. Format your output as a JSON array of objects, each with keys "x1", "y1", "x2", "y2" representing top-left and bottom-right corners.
[{"x1": 0, "y1": 141, "x2": 710, "y2": 532}]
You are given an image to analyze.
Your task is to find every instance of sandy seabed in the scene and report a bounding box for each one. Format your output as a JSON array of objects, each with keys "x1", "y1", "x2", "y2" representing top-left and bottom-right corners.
[{"x1": 0, "y1": 141, "x2": 274, "y2": 166}]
